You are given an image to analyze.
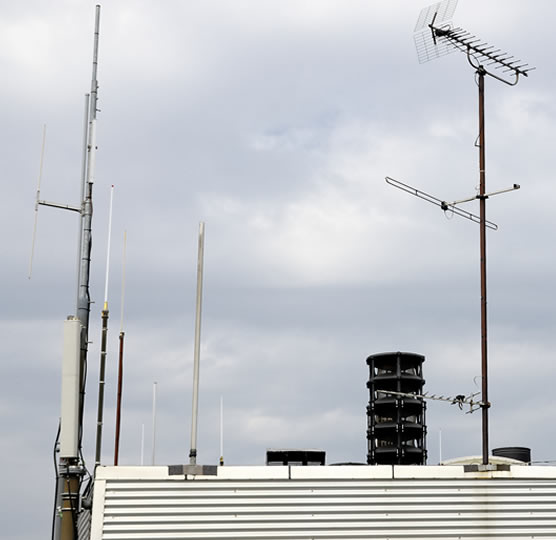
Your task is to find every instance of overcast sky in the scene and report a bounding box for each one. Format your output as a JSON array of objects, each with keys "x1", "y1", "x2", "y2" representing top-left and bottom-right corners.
[{"x1": 2, "y1": 1, "x2": 555, "y2": 538}]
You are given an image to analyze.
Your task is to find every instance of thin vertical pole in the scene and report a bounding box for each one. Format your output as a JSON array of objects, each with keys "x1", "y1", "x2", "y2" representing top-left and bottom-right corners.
[
  {"x1": 140, "y1": 423, "x2": 145, "y2": 465},
  {"x1": 152, "y1": 382, "x2": 157, "y2": 465},
  {"x1": 189, "y1": 222, "x2": 205, "y2": 465},
  {"x1": 478, "y1": 67, "x2": 489, "y2": 466},
  {"x1": 439, "y1": 429, "x2": 442, "y2": 464},
  {"x1": 219, "y1": 396, "x2": 224, "y2": 466},
  {"x1": 95, "y1": 185, "x2": 114, "y2": 468},
  {"x1": 113, "y1": 330, "x2": 124, "y2": 465},
  {"x1": 114, "y1": 231, "x2": 127, "y2": 465},
  {"x1": 94, "y1": 308, "x2": 109, "y2": 468}
]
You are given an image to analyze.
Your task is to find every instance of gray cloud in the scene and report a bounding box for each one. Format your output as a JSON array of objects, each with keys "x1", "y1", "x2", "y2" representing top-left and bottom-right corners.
[{"x1": 2, "y1": 1, "x2": 555, "y2": 538}]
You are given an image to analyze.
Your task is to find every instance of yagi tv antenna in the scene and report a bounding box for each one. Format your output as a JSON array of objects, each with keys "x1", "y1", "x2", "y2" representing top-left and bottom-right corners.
[
  {"x1": 388, "y1": 0, "x2": 533, "y2": 467},
  {"x1": 377, "y1": 389, "x2": 483, "y2": 415},
  {"x1": 414, "y1": 0, "x2": 534, "y2": 84},
  {"x1": 385, "y1": 176, "x2": 511, "y2": 231}
]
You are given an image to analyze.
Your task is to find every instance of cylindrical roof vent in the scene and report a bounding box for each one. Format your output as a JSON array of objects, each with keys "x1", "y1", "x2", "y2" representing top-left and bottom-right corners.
[{"x1": 492, "y1": 446, "x2": 531, "y2": 463}]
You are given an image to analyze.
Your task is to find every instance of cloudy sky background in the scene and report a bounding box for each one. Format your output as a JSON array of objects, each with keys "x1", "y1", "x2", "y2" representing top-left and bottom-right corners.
[{"x1": 1, "y1": 1, "x2": 555, "y2": 538}]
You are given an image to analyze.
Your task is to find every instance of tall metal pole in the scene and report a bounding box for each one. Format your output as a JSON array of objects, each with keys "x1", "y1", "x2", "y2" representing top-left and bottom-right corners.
[
  {"x1": 58, "y1": 6, "x2": 101, "y2": 540},
  {"x1": 189, "y1": 222, "x2": 205, "y2": 465},
  {"x1": 478, "y1": 67, "x2": 489, "y2": 465},
  {"x1": 413, "y1": 2, "x2": 532, "y2": 466}
]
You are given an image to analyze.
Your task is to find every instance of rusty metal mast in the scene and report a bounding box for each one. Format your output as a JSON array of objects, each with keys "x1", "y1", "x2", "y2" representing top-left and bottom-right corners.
[{"x1": 413, "y1": 0, "x2": 533, "y2": 466}]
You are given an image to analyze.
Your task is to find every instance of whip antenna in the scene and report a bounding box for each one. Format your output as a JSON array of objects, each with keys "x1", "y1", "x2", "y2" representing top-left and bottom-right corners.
[
  {"x1": 28, "y1": 124, "x2": 47, "y2": 279},
  {"x1": 95, "y1": 184, "x2": 114, "y2": 468}
]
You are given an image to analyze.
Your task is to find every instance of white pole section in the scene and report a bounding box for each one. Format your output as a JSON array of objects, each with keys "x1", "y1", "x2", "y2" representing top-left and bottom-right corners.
[
  {"x1": 189, "y1": 222, "x2": 205, "y2": 465},
  {"x1": 60, "y1": 317, "x2": 82, "y2": 458},
  {"x1": 140, "y1": 423, "x2": 145, "y2": 466},
  {"x1": 103, "y1": 185, "x2": 114, "y2": 310},
  {"x1": 219, "y1": 396, "x2": 224, "y2": 466},
  {"x1": 439, "y1": 429, "x2": 443, "y2": 464},
  {"x1": 28, "y1": 124, "x2": 47, "y2": 280},
  {"x1": 152, "y1": 382, "x2": 157, "y2": 465}
]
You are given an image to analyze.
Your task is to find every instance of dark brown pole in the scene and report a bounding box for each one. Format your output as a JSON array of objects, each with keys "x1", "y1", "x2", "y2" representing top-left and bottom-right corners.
[
  {"x1": 114, "y1": 331, "x2": 125, "y2": 465},
  {"x1": 95, "y1": 308, "x2": 109, "y2": 467},
  {"x1": 478, "y1": 67, "x2": 490, "y2": 466}
]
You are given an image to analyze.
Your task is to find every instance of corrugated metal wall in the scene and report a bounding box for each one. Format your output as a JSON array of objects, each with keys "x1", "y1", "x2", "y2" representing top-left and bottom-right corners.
[{"x1": 90, "y1": 466, "x2": 556, "y2": 539}]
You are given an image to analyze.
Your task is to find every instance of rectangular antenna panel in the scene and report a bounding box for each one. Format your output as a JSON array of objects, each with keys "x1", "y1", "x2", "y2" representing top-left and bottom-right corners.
[
  {"x1": 414, "y1": 0, "x2": 458, "y2": 64},
  {"x1": 414, "y1": 0, "x2": 458, "y2": 33},
  {"x1": 60, "y1": 317, "x2": 82, "y2": 458}
]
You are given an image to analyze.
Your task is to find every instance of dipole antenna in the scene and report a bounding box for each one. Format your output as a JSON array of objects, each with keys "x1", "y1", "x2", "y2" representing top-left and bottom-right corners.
[
  {"x1": 28, "y1": 124, "x2": 47, "y2": 279},
  {"x1": 397, "y1": 0, "x2": 534, "y2": 466}
]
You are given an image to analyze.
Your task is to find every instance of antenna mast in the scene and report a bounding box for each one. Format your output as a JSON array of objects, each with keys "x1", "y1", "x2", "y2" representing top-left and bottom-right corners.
[
  {"x1": 189, "y1": 222, "x2": 205, "y2": 465},
  {"x1": 95, "y1": 185, "x2": 114, "y2": 468},
  {"x1": 50, "y1": 5, "x2": 102, "y2": 540},
  {"x1": 407, "y1": 0, "x2": 533, "y2": 466}
]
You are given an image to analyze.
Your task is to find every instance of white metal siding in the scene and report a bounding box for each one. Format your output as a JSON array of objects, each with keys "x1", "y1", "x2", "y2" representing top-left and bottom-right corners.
[{"x1": 91, "y1": 466, "x2": 556, "y2": 539}]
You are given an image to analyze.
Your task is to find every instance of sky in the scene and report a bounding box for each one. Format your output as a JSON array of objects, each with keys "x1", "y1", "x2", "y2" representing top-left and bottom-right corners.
[{"x1": 1, "y1": 1, "x2": 555, "y2": 538}]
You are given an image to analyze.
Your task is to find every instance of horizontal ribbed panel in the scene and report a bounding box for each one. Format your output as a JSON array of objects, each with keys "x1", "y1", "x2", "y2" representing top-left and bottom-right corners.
[{"x1": 92, "y1": 468, "x2": 556, "y2": 539}]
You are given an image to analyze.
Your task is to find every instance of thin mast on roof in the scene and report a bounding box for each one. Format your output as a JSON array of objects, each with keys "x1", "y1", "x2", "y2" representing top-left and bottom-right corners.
[
  {"x1": 114, "y1": 230, "x2": 127, "y2": 465},
  {"x1": 189, "y1": 222, "x2": 206, "y2": 465},
  {"x1": 39, "y1": 5, "x2": 101, "y2": 540},
  {"x1": 152, "y1": 381, "x2": 157, "y2": 465},
  {"x1": 391, "y1": 0, "x2": 533, "y2": 466},
  {"x1": 95, "y1": 185, "x2": 115, "y2": 468}
]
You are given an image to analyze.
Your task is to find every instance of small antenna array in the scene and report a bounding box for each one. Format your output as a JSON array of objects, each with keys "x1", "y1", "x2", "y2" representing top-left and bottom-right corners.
[
  {"x1": 414, "y1": 0, "x2": 534, "y2": 84},
  {"x1": 377, "y1": 389, "x2": 483, "y2": 414}
]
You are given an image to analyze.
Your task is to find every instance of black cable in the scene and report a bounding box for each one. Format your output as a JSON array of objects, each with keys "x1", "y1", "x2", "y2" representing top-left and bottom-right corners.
[
  {"x1": 66, "y1": 464, "x2": 79, "y2": 539},
  {"x1": 51, "y1": 420, "x2": 61, "y2": 540}
]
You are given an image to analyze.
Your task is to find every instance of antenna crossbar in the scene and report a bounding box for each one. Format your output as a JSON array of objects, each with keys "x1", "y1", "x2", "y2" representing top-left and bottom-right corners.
[{"x1": 37, "y1": 200, "x2": 81, "y2": 213}]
